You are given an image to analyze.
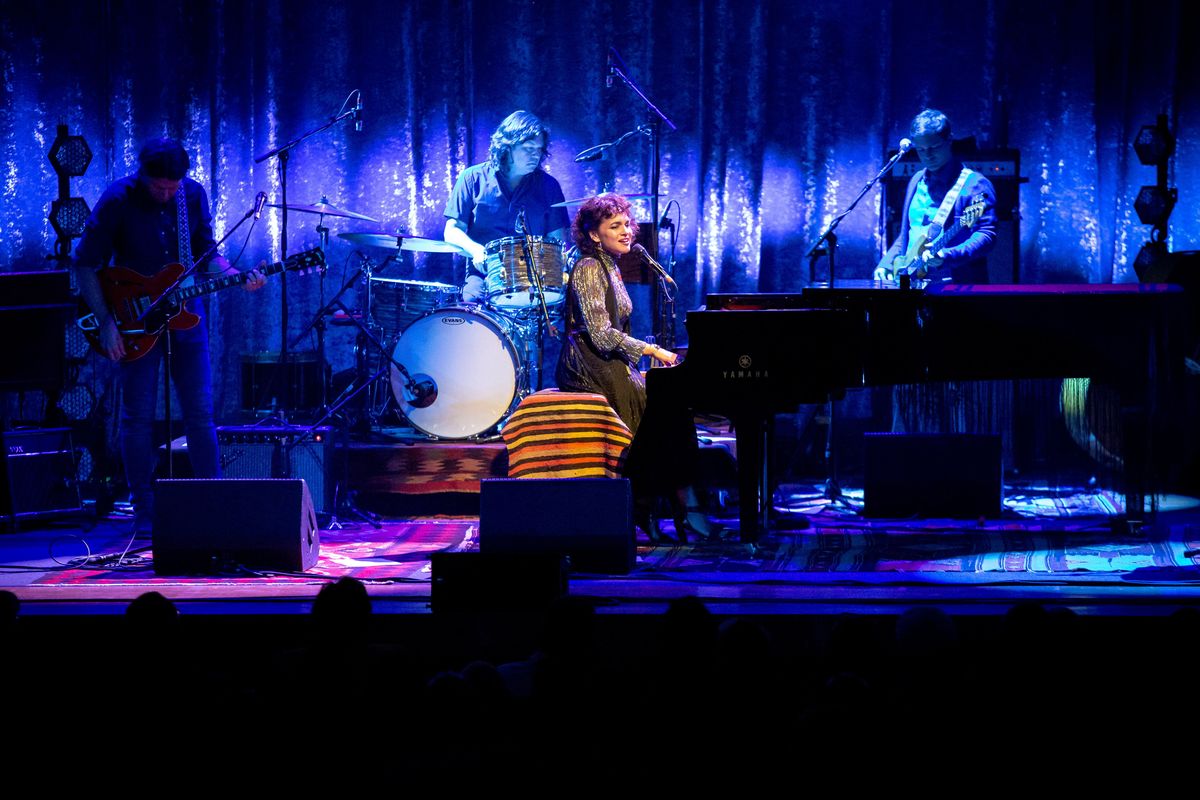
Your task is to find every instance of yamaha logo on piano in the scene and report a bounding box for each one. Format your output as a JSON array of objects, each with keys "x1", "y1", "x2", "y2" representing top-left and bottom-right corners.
[{"x1": 722, "y1": 355, "x2": 769, "y2": 380}]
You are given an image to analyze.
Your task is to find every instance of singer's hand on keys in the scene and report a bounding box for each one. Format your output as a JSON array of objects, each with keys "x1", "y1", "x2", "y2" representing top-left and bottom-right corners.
[
  {"x1": 645, "y1": 345, "x2": 677, "y2": 366},
  {"x1": 873, "y1": 262, "x2": 894, "y2": 282}
]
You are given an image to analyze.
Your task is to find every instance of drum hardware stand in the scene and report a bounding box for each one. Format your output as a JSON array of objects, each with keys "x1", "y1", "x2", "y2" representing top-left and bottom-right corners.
[
  {"x1": 255, "y1": 89, "x2": 362, "y2": 422},
  {"x1": 292, "y1": 251, "x2": 435, "y2": 431},
  {"x1": 311, "y1": 204, "x2": 337, "y2": 413},
  {"x1": 515, "y1": 210, "x2": 558, "y2": 391}
]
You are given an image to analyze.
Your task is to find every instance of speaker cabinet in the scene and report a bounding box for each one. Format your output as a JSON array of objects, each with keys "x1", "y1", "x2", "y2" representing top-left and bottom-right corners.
[
  {"x1": 479, "y1": 478, "x2": 634, "y2": 574},
  {"x1": 152, "y1": 479, "x2": 319, "y2": 574},
  {"x1": 864, "y1": 433, "x2": 1002, "y2": 518},
  {"x1": 217, "y1": 426, "x2": 335, "y2": 514},
  {"x1": 1, "y1": 428, "x2": 81, "y2": 522}
]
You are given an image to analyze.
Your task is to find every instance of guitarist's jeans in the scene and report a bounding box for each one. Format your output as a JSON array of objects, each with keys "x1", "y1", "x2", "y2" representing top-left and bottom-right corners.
[{"x1": 119, "y1": 321, "x2": 221, "y2": 524}]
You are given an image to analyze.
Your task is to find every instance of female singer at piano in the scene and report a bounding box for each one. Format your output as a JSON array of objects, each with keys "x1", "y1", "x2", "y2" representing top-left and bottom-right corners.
[
  {"x1": 556, "y1": 195, "x2": 717, "y2": 542},
  {"x1": 555, "y1": 193, "x2": 676, "y2": 436}
]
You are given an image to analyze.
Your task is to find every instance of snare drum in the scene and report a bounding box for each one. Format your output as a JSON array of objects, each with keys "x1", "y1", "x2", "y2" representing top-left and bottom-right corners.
[
  {"x1": 370, "y1": 277, "x2": 460, "y2": 337},
  {"x1": 484, "y1": 236, "x2": 566, "y2": 311},
  {"x1": 389, "y1": 305, "x2": 522, "y2": 439}
]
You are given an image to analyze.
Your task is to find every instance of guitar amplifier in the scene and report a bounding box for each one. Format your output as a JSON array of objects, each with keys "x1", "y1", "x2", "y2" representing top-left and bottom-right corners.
[
  {"x1": 1, "y1": 428, "x2": 82, "y2": 522},
  {"x1": 217, "y1": 426, "x2": 336, "y2": 514}
]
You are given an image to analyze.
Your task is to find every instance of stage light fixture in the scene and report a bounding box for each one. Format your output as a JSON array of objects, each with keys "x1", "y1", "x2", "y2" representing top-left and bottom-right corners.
[
  {"x1": 1133, "y1": 240, "x2": 1169, "y2": 282},
  {"x1": 1133, "y1": 185, "x2": 1177, "y2": 228},
  {"x1": 1133, "y1": 121, "x2": 1174, "y2": 167},
  {"x1": 48, "y1": 128, "x2": 92, "y2": 177},
  {"x1": 57, "y1": 384, "x2": 96, "y2": 420},
  {"x1": 75, "y1": 446, "x2": 93, "y2": 483},
  {"x1": 64, "y1": 321, "x2": 92, "y2": 360},
  {"x1": 50, "y1": 196, "x2": 91, "y2": 240}
]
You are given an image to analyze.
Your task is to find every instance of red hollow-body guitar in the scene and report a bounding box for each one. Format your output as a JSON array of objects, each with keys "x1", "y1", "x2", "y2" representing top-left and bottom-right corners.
[{"x1": 77, "y1": 248, "x2": 325, "y2": 362}]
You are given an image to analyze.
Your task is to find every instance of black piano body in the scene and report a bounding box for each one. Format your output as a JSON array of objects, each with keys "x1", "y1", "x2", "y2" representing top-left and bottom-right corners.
[{"x1": 651, "y1": 281, "x2": 1188, "y2": 540}]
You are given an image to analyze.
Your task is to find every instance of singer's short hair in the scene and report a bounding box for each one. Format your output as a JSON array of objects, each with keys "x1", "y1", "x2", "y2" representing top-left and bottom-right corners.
[
  {"x1": 572, "y1": 193, "x2": 639, "y2": 256},
  {"x1": 138, "y1": 138, "x2": 190, "y2": 180},
  {"x1": 910, "y1": 109, "x2": 951, "y2": 140},
  {"x1": 488, "y1": 110, "x2": 551, "y2": 171}
]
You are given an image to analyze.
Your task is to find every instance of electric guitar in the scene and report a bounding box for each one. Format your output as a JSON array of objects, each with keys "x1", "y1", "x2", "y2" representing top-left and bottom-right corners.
[
  {"x1": 78, "y1": 248, "x2": 326, "y2": 362},
  {"x1": 892, "y1": 198, "x2": 987, "y2": 278}
]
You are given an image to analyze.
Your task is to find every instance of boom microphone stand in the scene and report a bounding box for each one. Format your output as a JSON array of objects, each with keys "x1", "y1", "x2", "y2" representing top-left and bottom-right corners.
[
  {"x1": 134, "y1": 194, "x2": 267, "y2": 481},
  {"x1": 605, "y1": 47, "x2": 678, "y2": 345},
  {"x1": 804, "y1": 139, "x2": 914, "y2": 504}
]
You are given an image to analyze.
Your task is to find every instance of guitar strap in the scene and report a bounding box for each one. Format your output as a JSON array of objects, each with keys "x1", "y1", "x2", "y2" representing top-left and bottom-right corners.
[
  {"x1": 176, "y1": 184, "x2": 194, "y2": 288},
  {"x1": 930, "y1": 166, "x2": 975, "y2": 233}
]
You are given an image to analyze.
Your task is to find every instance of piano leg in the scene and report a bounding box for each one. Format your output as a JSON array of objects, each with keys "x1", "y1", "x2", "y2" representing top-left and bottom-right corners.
[{"x1": 733, "y1": 412, "x2": 772, "y2": 543}]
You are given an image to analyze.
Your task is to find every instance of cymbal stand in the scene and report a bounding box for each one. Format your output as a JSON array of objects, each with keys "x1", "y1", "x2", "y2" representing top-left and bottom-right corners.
[
  {"x1": 255, "y1": 89, "x2": 361, "y2": 420},
  {"x1": 313, "y1": 210, "x2": 331, "y2": 412}
]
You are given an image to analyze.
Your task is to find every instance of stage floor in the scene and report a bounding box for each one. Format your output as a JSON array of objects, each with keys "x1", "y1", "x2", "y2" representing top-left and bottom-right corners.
[{"x1": 4, "y1": 484, "x2": 1199, "y2": 617}]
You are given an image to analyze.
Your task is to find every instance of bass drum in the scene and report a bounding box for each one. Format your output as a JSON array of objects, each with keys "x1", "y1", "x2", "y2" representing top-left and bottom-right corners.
[{"x1": 389, "y1": 305, "x2": 521, "y2": 439}]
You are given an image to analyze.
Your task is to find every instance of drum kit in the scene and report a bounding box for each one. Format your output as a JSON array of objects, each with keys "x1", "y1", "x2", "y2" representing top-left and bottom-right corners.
[{"x1": 281, "y1": 199, "x2": 569, "y2": 440}]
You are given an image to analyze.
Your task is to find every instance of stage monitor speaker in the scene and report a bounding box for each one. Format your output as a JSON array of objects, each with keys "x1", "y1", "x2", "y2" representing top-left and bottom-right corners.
[
  {"x1": 864, "y1": 433, "x2": 1002, "y2": 518},
  {"x1": 152, "y1": 478, "x2": 319, "y2": 574},
  {"x1": 217, "y1": 426, "x2": 335, "y2": 514},
  {"x1": 0, "y1": 428, "x2": 82, "y2": 522},
  {"x1": 430, "y1": 552, "x2": 568, "y2": 613},
  {"x1": 479, "y1": 478, "x2": 634, "y2": 574}
]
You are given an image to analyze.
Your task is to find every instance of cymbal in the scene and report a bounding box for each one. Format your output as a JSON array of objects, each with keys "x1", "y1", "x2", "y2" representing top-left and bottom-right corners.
[
  {"x1": 337, "y1": 231, "x2": 467, "y2": 254},
  {"x1": 551, "y1": 193, "x2": 666, "y2": 208},
  {"x1": 268, "y1": 201, "x2": 380, "y2": 222}
]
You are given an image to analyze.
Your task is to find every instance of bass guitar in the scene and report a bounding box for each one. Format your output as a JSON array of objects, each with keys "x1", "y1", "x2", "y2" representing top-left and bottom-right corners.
[{"x1": 77, "y1": 248, "x2": 326, "y2": 362}]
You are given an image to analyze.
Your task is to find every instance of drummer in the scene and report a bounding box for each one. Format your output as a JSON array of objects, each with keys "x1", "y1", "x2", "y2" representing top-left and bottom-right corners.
[{"x1": 443, "y1": 110, "x2": 570, "y2": 303}]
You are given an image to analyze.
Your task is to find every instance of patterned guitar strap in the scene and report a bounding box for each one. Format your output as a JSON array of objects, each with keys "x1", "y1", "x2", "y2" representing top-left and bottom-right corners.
[
  {"x1": 929, "y1": 166, "x2": 974, "y2": 234},
  {"x1": 176, "y1": 184, "x2": 194, "y2": 288}
]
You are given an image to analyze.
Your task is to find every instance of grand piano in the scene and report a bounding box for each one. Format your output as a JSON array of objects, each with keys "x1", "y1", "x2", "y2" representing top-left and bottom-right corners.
[{"x1": 648, "y1": 281, "x2": 1189, "y2": 540}]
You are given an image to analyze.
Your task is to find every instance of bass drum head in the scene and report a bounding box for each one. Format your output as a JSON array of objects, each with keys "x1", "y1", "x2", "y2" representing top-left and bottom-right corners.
[{"x1": 389, "y1": 305, "x2": 519, "y2": 439}]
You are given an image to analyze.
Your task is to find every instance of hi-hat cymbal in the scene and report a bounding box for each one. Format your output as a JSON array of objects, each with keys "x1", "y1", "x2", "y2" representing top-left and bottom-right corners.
[
  {"x1": 551, "y1": 192, "x2": 666, "y2": 208},
  {"x1": 269, "y1": 201, "x2": 380, "y2": 222},
  {"x1": 338, "y1": 231, "x2": 467, "y2": 254}
]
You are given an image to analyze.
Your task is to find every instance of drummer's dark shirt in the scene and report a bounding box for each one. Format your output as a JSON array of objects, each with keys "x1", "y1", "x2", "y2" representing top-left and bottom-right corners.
[{"x1": 444, "y1": 161, "x2": 569, "y2": 255}]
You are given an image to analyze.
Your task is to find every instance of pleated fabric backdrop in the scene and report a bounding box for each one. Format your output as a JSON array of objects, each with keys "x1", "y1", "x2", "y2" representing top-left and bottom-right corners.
[{"x1": 1, "y1": 0, "x2": 1196, "y2": 418}]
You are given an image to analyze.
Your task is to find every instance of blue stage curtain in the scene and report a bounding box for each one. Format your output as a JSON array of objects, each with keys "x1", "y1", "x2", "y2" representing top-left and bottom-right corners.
[{"x1": 0, "y1": 0, "x2": 1195, "y2": 417}]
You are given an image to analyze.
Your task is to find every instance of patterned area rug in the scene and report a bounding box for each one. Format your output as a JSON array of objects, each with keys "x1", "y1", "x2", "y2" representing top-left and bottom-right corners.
[
  {"x1": 31, "y1": 520, "x2": 476, "y2": 587},
  {"x1": 24, "y1": 511, "x2": 1200, "y2": 592}
]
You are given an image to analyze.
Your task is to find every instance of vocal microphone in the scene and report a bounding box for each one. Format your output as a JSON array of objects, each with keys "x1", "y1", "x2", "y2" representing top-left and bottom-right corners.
[
  {"x1": 632, "y1": 243, "x2": 676, "y2": 288},
  {"x1": 898, "y1": 137, "x2": 913, "y2": 154},
  {"x1": 606, "y1": 49, "x2": 613, "y2": 88},
  {"x1": 253, "y1": 192, "x2": 268, "y2": 220},
  {"x1": 354, "y1": 91, "x2": 363, "y2": 132},
  {"x1": 574, "y1": 144, "x2": 607, "y2": 163}
]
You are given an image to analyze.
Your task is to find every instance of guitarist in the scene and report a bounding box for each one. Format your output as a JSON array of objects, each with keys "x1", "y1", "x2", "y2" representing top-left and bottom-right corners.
[
  {"x1": 73, "y1": 138, "x2": 267, "y2": 535},
  {"x1": 875, "y1": 109, "x2": 997, "y2": 284}
]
